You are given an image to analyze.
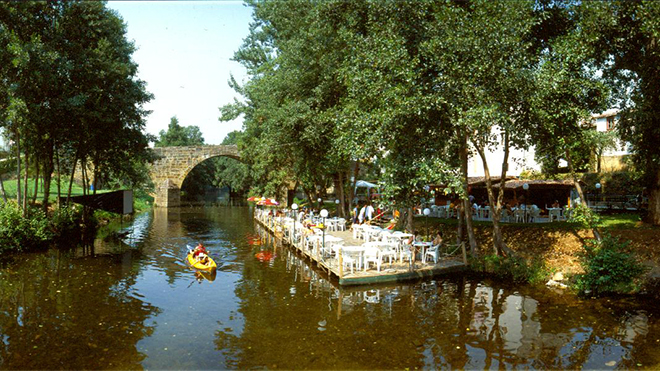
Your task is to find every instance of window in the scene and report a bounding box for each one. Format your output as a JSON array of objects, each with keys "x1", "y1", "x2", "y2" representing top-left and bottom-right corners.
[{"x1": 606, "y1": 116, "x2": 616, "y2": 131}]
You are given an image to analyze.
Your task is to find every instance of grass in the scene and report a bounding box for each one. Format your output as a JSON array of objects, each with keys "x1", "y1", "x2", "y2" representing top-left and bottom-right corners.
[
  {"x1": 1, "y1": 177, "x2": 88, "y2": 201},
  {"x1": 413, "y1": 211, "x2": 650, "y2": 232},
  {"x1": 596, "y1": 213, "x2": 644, "y2": 229},
  {"x1": 1, "y1": 178, "x2": 153, "y2": 213}
]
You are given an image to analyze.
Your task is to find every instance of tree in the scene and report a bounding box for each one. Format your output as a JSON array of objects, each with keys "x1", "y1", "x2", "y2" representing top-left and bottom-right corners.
[
  {"x1": 213, "y1": 131, "x2": 252, "y2": 202},
  {"x1": 154, "y1": 116, "x2": 204, "y2": 147},
  {"x1": 0, "y1": 1, "x2": 153, "y2": 212},
  {"x1": 222, "y1": 0, "x2": 353, "y2": 206},
  {"x1": 579, "y1": 1, "x2": 660, "y2": 224}
]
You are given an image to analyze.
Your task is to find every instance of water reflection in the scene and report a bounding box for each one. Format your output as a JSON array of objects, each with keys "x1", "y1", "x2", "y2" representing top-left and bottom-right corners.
[
  {"x1": 0, "y1": 207, "x2": 658, "y2": 369},
  {"x1": 211, "y1": 221, "x2": 660, "y2": 369},
  {"x1": 0, "y1": 250, "x2": 158, "y2": 369}
]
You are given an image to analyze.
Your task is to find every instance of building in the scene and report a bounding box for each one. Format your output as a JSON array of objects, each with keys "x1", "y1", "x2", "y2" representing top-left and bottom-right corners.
[
  {"x1": 590, "y1": 109, "x2": 630, "y2": 171},
  {"x1": 467, "y1": 109, "x2": 630, "y2": 177}
]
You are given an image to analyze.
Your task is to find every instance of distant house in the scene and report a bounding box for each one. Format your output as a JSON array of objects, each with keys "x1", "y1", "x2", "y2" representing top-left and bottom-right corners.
[
  {"x1": 467, "y1": 109, "x2": 630, "y2": 177},
  {"x1": 590, "y1": 109, "x2": 630, "y2": 172}
]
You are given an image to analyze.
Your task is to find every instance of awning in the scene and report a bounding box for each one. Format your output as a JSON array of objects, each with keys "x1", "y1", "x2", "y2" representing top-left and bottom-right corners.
[{"x1": 355, "y1": 180, "x2": 378, "y2": 189}]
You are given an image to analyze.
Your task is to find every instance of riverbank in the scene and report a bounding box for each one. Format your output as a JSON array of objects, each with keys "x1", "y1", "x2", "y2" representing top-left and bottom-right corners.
[{"x1": 416, "y1": 216, "x2": 660, "y2": 292}]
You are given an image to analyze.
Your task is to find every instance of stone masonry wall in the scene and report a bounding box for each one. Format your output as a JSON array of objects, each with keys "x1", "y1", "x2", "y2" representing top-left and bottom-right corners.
[{"x1": 150, "y1": 145, "x2": 240, "y2": 207}]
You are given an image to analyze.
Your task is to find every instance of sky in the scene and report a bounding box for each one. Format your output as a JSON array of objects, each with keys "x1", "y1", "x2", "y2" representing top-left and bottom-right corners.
[{"x1": 106, "y1": 1, "x2": 254, "y2": 145}]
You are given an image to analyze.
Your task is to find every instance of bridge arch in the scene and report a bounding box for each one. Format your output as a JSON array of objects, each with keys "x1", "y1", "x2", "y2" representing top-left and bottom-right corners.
[{"x1": 149, "y1": 145, "x2": 241, "y2": 207}]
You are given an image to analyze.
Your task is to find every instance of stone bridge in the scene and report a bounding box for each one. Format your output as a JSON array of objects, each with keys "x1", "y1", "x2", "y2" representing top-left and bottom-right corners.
[{"x1": 149, "y1": 145, "x2": 241, "y2": 207}]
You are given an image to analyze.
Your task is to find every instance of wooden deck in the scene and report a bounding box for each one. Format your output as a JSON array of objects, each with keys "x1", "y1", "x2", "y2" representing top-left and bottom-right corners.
[{"x1": 254, "y1": 214, "x2": 468, "y2": 287}]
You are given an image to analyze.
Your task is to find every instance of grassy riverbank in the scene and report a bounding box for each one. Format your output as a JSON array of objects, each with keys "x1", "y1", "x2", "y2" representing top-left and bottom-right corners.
[
  {"x1": 0, "y1": 178, "x2": 153, "y2": 253},
  {"x1": 412, "y1": 215, "x2": 659, "y2": 292},
  {"x1": 1, "y1": 178, "x2": 153, "y2": 214}
]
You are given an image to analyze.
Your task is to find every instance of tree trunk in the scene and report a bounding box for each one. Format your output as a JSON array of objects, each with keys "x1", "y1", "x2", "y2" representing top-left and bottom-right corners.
[
  {"x1": 32, "y1": 159, "x2": 39, "y2": 204},
  {"x1": 303, "y1": 187, "x2": 314, "y2": 209},
  {"x1": 16, "y1": 130, "x2": 21, "y2": 207},
  {"x1": 67, "y1": 154, "x2": 78, "y2": 206},
  {"x1": 0, "y1": 175, "x2": 7, "y2": 203},
  {"x1": 81, "y1": 159, "x2": 88, "y2": 196},
  {"x1": 456, "y1": 205, "x2": 464, "y2": 246},
  {"x1": 351, "y1": 160, "x2": 360, "y2": 206},
  {"x1": 55, "y1": 145, "x2": 62, "y2": 206},
  {"x1": 647, "y1": 170, "x2": 660, "y2": 225},
  {"x1": 337, "y1": 172, "x2": 345, "y2": 218},
  {"x1": 459, "y1": 130, "x2": 479, "y2": 256},
  {"x1": 473, "y1": 131, "x2": 513, "y2": 257},
  {"x1": 475, "y1": 145, "x2": 502, "y2": 256},
  {"x1": 566, "y1": 147, "x2": 601, "y2": 241},
  {"x1": 42, "y1": 142, "x2": 54, "y2": 212},
  {"x1": 405, "y1": 206, "x2": 414, "y2": 233},
  {"x1": 23, "y1": 149, "x2": 29, "y2": 215}
]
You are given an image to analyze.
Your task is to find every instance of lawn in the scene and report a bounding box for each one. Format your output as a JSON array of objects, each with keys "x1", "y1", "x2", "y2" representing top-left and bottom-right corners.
[
  {"x1": 0, "y1": 178, "x2": 153, "y2": 212},
  {"x1": 1, "y1": 178, "x2": 90, "y2": 202},
  {"x1": 413, "y1": 211, "x2": 649, "y2": 232}
]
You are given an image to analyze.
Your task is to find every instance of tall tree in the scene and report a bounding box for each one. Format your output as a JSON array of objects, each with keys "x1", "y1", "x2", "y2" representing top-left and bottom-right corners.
[
  {"x1": 0, "y1": 1, "x2": 153, "y2": 210},
  {"x1": 579, "y1": 1, "x2": 660, "y2": 224}
]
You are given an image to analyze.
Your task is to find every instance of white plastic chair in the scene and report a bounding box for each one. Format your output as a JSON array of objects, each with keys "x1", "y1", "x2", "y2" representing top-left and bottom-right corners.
[
  {"x1": 399, "y1": 243, "x2": 414, "y2": 264},
  {"x1": 363, "y1": 246, "x2": 382, "y2": 272},
  {"x1": 337, "y1": 218, "x2": 347, "y2": 231},
  {"x1": 514, "y1": 209, "x2": 525, "y2": 223},
  {"x1": 530, "y1": 208, "x2": 541, "y2": 222},
  {"x1": 423, "y1": 244, "x2": 440, "y2": 264},
  {"x1": 341, "y1": 251, "x2": 357, "y2": 274},
  {"x1": 548, "y1": 209, "x2": 561, "y2": 222}
]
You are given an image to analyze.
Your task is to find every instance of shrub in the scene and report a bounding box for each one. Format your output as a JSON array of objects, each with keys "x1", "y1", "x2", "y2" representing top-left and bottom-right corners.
[
  {"x1": 50, "y1": 205, "x2": 84, "y2": 241},
  {"x1": 0, "y1": 202, "x2": 53, "y2": 253},
  {"x1": 573, "y1": 234, "x2": 646, "y2": 295},
  {"x1": 567, "y1": 203, "x2": 601, "y2": 229}
]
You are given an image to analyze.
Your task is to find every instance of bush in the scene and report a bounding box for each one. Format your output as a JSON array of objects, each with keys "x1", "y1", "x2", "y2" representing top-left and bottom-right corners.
[
  {"x1": 573, "y1": 234, "x2": 646, "y2": 295},
  {"x1": 0, "y1": 202, "x2": 53, "y2": 253},
  {"x1": 567, "y1": 203, "x2": 601, "y2": 229},
  {"x1": 50, "y1": 205, "x2": 84, "y2": 241},
  {"x1": 471, "y1": 254, "x2": 549, "y2": 285}
]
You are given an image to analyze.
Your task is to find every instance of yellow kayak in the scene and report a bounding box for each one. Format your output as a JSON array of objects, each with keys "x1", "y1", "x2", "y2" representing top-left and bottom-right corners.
[{"x1": 187, "y1": 253, "x2": 217, "y2": 271}]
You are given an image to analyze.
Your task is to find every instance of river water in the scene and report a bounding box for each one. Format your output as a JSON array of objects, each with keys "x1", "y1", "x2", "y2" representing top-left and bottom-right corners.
[{"x1": 0, "y1": 206, "x2": 658, "y2": 369}]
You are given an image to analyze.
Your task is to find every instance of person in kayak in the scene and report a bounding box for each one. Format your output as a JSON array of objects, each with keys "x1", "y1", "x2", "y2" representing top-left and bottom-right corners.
[{"x1": 193, "y1": 243, "x2": 209, "y2": 264}]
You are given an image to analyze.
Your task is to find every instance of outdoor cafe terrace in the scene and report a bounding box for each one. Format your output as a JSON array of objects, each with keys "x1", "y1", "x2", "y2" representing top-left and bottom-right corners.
[{"x1": 253, "y1": 208, "x2": 467, "y2": 286}]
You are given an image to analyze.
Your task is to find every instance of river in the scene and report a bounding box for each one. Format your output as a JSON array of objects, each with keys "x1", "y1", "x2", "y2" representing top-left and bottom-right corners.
[{"x1": 0, "y1": 206, "x2": 658, "y2": 369}]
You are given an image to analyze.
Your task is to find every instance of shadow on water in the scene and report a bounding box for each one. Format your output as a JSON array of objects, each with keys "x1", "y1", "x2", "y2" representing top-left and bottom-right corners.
[{"x1": 0, "y1": 206, "x2": 659, "y2": 369}]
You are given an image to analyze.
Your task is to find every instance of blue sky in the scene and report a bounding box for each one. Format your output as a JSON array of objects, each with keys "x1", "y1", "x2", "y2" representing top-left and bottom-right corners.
[{"x1": 107, "y1": 1, "x2": 253, "y2": 145}]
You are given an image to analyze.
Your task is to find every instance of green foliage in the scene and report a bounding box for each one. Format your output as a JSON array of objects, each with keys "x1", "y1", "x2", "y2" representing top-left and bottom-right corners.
[
  {"x1": 154, "y1": 116, "x2": 205, "y2": 147},
  {"x1": 49, "y1": 205, "x2": 83, "y2": 241},
  {"x1": 0, "y1": 202, "x2": 52, "y2": 252},
  {"x1": 581, "y1": 171, "x2": 643, "y2": 195},
  {"x1": 573, "y1": 234, "x2": 646, "y2": 295},
  {"x1": 579, "y1": 1, "x2": 660, "y2": 222},
  {"x1": 0, "y1": 1, "x2": 153, "y2": 212},
  {"x1": 567, "y1": 203, "x2": 601, "y2": 230},
  {"x1": 212, "y1": 131, "x2": 252, "y2": 199},
  {"x1": 471, "y1": 254, "x2": 549, "y2": 285}
]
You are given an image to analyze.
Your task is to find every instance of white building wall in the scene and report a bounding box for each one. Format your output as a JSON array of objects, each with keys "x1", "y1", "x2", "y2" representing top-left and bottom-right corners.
[
  {"x1": 592, "y1": 111, "x2": 629, "y2": 157},
  {"x1": 467, "y1": 109, "x2": 630, "y2": 177},
  {"x1": 467, "y1": 127, "x2": 541, "y2": 177}
]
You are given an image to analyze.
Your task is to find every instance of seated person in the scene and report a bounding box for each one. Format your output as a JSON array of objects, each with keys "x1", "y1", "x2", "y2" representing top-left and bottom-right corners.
[
  {"x1": 406, "y1": 230, "x2": 423, "y2": 258},
  {"x1": 193, "y1": 243, "x2": 209, "y2": 264},
  {"x1": 431, "y1": 231, "x2": 444, "y2": 261},
  {"x1": 552, "y1": 200, "x2": 560, "y2": 208}
]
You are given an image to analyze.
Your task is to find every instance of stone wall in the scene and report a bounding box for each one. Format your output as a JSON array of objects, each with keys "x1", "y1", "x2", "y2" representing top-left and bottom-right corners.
[{"x1": 149, "y1": 145, "x2": 240, "y2": 207}]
